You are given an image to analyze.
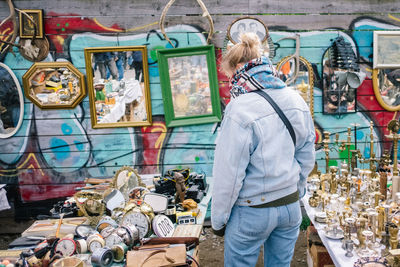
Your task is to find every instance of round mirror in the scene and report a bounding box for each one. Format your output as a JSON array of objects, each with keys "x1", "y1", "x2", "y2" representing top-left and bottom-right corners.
[
  {"x1": 112, "y1": 166, "x2": 146, "y2": 201},
  {"x1": 372, "y1": 68, "x2": 400, "y2": 111},
  {"x1": 276, "y1": 56, "x2": 314, "y2": 117},
  {"x1": 0, "y1": 63, "x2": 24, "y2": 138}
]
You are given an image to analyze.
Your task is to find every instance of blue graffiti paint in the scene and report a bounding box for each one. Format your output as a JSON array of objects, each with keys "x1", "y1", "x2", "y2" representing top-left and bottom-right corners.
[
  {"x1": 61, "y1": 123, "x2": 73, "y2": 135},
  {"x1": 50, "y1": 137, "x2": 71, "y2": 162},
  {"x1": 74, "y1": 140, "x2": 84, "y2": 151},
  {"x1": 356, "y1": 130, "x2": 364, "y2": 140}
]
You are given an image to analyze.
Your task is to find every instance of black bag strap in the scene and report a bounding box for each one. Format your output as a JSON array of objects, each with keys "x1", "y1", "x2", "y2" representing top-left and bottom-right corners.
[{"x1": 251, "y1": 90, "x2": 296, "y2": 146}]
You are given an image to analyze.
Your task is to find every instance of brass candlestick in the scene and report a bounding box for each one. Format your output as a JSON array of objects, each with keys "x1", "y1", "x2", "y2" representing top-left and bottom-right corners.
[
  {"x1": 323, "y1": 131, "x2": 331, "y2": 174},
  {"x1": 330, "y1": 166, "x2": 338, "y2": 194},
  {"x1": 387, "y1": 119, "x2": 400, "y2": 200},
  {"x1": 346, "y1": 127, "x2": 352, "y2": 173},
  {"x1": 389, "y1": 223, "x2": 399, "y2": 250}
]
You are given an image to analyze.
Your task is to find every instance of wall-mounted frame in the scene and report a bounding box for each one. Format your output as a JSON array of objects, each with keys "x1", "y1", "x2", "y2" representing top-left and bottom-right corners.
[
  {"x1": 373, "y1": 31, "x2": 400, "y2": 68},
  {"x1": 84, "y1": 46, "x2": 152, "y2": 128},
  {"x1": 19, "y1": 9, "x2": 44, "y2": 39},
  {"x1": 0, "y1": 63, "x2": 24, "y2": 138},
  {"x1": 227, "y1": 17, "x2": 268, "y2": 44},
  {"x1": 322, "y1": 47, "x2": 358, "y2": 114},
  {"x1": 276, "y1": 55, "x2": 314, "y2": 118},
  {"x1": 157, "y1": 45, "x2": 221, "y2": 127},
  {"x1": 22, "y1": 62, "x2": 86, "y2": 109}
]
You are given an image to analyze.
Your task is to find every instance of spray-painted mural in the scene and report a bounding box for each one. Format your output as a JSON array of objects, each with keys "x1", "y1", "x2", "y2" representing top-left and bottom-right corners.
[{"x1": 1, "y1": 11, "x2": 400, "y2": 202}]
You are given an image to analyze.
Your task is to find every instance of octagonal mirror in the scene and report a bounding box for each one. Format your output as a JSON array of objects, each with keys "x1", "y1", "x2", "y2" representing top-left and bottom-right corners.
[{"x1": 22, "y1": 62, "x2": 86, "y2": 109}]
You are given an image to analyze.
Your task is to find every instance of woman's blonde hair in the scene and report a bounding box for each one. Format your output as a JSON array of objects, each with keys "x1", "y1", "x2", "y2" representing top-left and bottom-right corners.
[{"x1": 222, "y1": 32, "x2": 262, "y2": 77}]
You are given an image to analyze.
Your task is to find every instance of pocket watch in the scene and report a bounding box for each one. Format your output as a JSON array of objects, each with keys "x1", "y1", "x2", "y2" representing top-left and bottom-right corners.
[
  {"x1": 121, "y1": 207, "x2": 151, "y2": 239},
  {"x1": 54, "y1": 237, "x2": 76, "y2": 256}
]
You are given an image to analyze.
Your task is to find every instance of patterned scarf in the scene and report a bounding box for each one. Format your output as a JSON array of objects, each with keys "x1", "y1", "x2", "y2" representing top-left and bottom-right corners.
[{"x1": 229, "y1": 56, "x2": 286, "y2": 99}]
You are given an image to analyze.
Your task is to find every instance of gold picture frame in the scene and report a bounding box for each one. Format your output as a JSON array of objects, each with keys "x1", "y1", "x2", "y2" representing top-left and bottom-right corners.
[
  {"x1": 19, "y1": 9, "x2": 44, "y2": 39},
  {"x1": 84, "y1": 46, "x2": 152, "y2": 128},
  {"x1": 22, "y1": 62, "x2": 86, "y2": 109},
  {"x1": 276, "y1": 55, "x2": 314, "y2": 118},
  {"x1": 372, "y1": 68, "x2": 400, "y2": 111}
]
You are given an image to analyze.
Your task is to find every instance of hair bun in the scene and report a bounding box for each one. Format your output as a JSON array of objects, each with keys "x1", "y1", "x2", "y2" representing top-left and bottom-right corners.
[{"x1": 239, "y1": 32, "x2": 261, "y2": 48}]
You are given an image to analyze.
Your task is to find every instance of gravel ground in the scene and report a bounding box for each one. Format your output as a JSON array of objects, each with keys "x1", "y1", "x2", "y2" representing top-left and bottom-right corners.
[{"x1": 199, "y1": 226, "x2": 308, "y2": 267}]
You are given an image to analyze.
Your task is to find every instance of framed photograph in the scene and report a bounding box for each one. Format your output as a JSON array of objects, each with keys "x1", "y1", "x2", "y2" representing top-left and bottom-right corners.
[
  {"x1": 157, "y1": 45, "x2": 222, "y2": 127},
  {"x1": 22, "y1": 62, "x2": 86, "y2": 109},
  {"x1": 19, "y1": 9, "x2": 44, "y2": 39},
  {"x1": 227, "y1": 17, "x2": 268, "y2": 44},
  {"x1": 84, "y1": 46, "x2": 152, "y2": 128},
  {"x1": 373, "y1": 31, "x2": 400, "y2": 68}
]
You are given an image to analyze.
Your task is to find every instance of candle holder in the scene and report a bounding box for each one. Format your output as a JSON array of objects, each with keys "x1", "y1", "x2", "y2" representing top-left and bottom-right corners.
[
  {"x1": 389, "y1": 223, "x2": 399, "y2": 250},
  {"x1": 345, "y1": 239, "x2": 354, "y2": 257}
]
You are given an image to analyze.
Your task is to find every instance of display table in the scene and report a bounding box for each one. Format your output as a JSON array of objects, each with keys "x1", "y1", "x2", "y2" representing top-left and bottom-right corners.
[
  {"x1": 6, "y1": 174, "x2": 213, "y2": 266},
  {"x1": 302, "y1": 193, "x2": 358, "y2": 267}
]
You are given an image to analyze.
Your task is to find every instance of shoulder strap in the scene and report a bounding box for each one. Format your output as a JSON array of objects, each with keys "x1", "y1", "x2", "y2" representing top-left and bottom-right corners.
[{"x1": 251, "y1": 90, "x2": 296, "y2": 146}]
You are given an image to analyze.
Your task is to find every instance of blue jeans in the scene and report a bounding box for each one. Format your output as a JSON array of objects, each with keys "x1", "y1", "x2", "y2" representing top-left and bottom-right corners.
[{"x1": 224, "y1": 201, "x2": 302, "y2": 267}]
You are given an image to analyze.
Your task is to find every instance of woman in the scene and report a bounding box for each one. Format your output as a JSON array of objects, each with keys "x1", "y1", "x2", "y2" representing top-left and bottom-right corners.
[{"x1": 211, "y1": 32, "x2": 315, "y2": 267}]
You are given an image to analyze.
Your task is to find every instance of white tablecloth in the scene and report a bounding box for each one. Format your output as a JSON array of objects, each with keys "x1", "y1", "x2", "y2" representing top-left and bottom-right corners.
[
  {"x1": 99, "y1": 79, "x2": 143, "y2": 123},
  {"x1": 302, "y1": 193, "x2": 358, "y2": 267}
]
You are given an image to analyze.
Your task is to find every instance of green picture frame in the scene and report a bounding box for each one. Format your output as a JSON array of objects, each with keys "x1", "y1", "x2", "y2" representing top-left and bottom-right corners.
[{"x1": 157, "y1": 45, "x2": 222, "y2": 127}]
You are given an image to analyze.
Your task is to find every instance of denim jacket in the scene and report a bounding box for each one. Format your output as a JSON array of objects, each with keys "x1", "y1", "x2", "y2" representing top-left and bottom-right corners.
[{"x1": 211, "y1": 65, "x2": 316, "y2": 231}]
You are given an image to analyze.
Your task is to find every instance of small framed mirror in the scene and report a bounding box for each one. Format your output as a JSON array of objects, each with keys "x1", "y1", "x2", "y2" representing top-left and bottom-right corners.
[
  {"x1": 276, "y1": 56, "x2": 314, "y2": 118},
  {"x1": 22, "y1": 62, "x2": 86, "y2": 109},
  {"x1": 0, "y1": 63, "x2": 24, "y2": 138},
  {"x1": 84, "y1": 46, "x2": 152, "y2": 128},
  {"x1": 157, "y1": 45, "x2": 222, "y2": 127}
]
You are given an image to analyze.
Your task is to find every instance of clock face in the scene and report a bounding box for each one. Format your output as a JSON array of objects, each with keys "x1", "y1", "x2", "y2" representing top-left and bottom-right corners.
[
  {"x1": 75, "y1": 224, "x2": 96, "y2": 238},
  {"x1": 55, "y1": 238, "x2": 76, "y2": 256},
  {"x1": 121, "y1": 211, "x2": 149, "y2": 239},
  {"x1": 105, "y1": 234, "x2": 124, "y2": 247},
  {"x1": 89, "y1": 240, "x2": 104, "y2": 253}
]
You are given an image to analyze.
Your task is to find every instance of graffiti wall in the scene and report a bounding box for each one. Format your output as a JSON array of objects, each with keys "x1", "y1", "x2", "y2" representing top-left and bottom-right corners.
[{"x1": 1, "y1": 0, "x2": 400, "y2": 204}]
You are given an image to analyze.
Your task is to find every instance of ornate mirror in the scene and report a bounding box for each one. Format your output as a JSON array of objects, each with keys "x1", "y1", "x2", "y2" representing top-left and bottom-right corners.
[
  {"x1": 372, "y1": 68, "x2": 400, "y2": 111},
  {"x1": 0, "y1": 63, "x2": 24, "y2": 138},
  {"x1": 112, "y1": 166, "x2": 146, "y2": 201},
  {"x1": 276, "y1": 56, "x2": 314, "y2": 117}
]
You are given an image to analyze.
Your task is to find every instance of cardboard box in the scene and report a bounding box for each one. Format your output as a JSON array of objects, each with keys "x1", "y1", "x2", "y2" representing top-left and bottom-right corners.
[
  {"x1": 306, "y1": 225, "x2": 334, "y2": 267},
  {"x1": 309, "y1": 243, "x2": 334, "y2": 267}
]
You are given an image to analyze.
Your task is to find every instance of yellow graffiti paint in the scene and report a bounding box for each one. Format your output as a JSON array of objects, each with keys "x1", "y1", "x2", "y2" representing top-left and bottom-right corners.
[
  {"x1": 389, "y1": 14, "x2": 400, "y2": 22},
  {"x1": 93, "y1": 18, "x2": 157, "y2": 32},
  {"x1": 151, "y1": 123, "x2": 167, "y2": 172},
  {"x1": 0, "y1": 27, "x2": 12, "y2": 51}
]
